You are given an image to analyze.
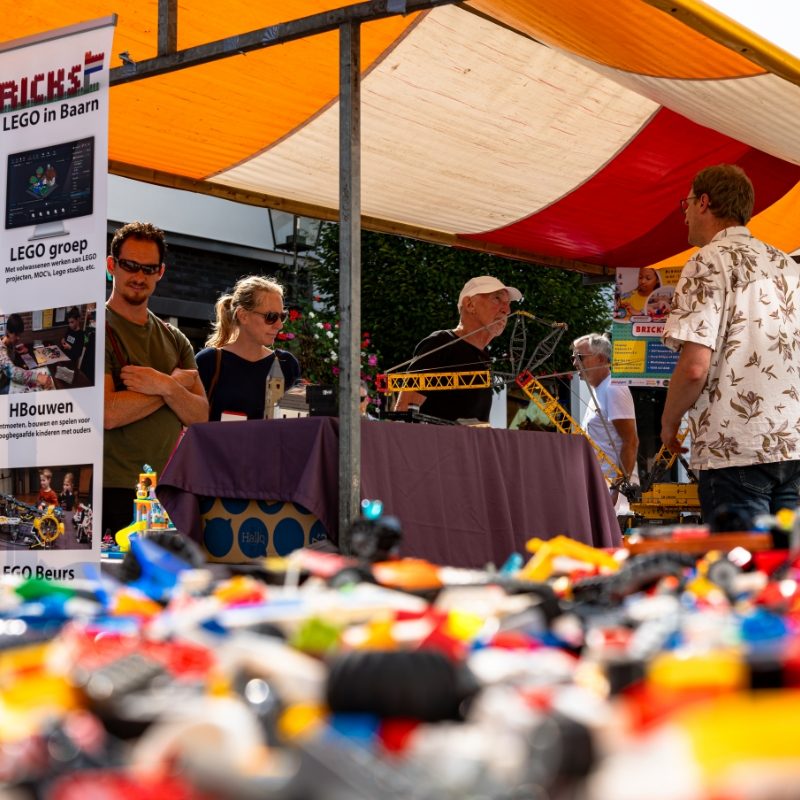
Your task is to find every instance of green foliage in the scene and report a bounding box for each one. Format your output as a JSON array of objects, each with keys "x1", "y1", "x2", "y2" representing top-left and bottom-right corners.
[
  {"x1": 308, "y1": 225, "x2": 613, "y2": 379},
  {"x1": 276, "y1": 301, "x2": 381, "y2": 388}
]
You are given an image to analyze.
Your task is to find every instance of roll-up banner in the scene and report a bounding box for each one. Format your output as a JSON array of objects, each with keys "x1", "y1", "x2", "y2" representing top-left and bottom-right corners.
[{"x1": 0, "y1": 17, "x2": 115, "y2": 580}]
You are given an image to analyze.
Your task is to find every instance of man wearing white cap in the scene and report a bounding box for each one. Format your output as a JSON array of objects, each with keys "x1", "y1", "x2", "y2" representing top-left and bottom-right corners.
[{"x1": 394, "y1": 275, "x2": 521, "y2": 423}]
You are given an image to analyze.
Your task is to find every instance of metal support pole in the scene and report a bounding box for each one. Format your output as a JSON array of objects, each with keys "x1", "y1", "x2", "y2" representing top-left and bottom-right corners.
[
  {"x1": 338, "y1": 21, "x2": 361, "y2": 553},
  {"x1": 157, "y1": 0, "x2": 177, "y2": 56}
]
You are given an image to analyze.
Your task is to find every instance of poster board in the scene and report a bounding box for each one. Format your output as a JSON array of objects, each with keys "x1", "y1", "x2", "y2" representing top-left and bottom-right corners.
[
  {"x1": 611, "y1": 265, "x2": 683, "y2": 386},
  {"x1": 0, "y1": 18, "x2": 114, "y2": 580}
]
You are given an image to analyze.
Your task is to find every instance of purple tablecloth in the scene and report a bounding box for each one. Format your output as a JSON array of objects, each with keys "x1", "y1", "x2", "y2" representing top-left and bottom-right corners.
[
  {"x1": 159, "y1": 417, "x2": 621, "y2": 568},
  {"x1": 158, "y1": 418, "x2": 340, "y2": 546}
]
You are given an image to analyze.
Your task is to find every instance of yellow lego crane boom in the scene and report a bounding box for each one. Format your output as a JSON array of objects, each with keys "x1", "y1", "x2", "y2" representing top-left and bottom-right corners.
[
  {"x1": 376, "y1": 370, "x2": 491, "y2": 394},
  {"x1": 515, "y1": 370, "x2": 700, "y2": 522},
  {"x1": 643, "y1": 438, "x2": 687, "y2": 489},
  {"x1": 515, "y1": 370, "x2": 627, "y2": 489},
  {"x1": 378, "y1": 309, "x2": 567, "y2": 394}
]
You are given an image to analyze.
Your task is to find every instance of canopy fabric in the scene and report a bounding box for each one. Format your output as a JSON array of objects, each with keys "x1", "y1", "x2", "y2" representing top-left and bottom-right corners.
[{"x1": 7, "y1": 0, "x2": 800, "y2": 273}]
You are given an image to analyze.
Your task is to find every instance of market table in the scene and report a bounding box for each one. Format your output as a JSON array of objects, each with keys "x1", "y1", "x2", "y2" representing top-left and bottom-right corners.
[{"x1": 158, "y1": 417, "x2": 621, "y2": 568}]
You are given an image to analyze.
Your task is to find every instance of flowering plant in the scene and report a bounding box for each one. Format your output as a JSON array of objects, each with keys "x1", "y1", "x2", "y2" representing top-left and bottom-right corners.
[{"x1": 276, "y1": 296, "x2": 383, "y2": 409}]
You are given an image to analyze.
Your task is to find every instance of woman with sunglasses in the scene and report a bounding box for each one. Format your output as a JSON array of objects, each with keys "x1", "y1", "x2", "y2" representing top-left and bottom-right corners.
[{"x1": 197, "y1": 275, "x2": 301, "y2": 421}]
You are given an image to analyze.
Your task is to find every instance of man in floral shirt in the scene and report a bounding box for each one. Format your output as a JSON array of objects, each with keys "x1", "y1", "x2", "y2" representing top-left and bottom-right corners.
[{"x1": 662, "y1": 164, "x2": 800, "y2": 525}]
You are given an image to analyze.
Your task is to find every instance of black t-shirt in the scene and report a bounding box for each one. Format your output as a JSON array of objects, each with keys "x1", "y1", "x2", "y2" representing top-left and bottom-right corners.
[
  {"x1": 196, "y1": 347, "x2": 301, "y2": 421},
  {"x1": 63, "y1": 330, "x2": 85, "y2": 365},
  {"x1": 408, "y1": 330, "x2": 492, "y2": 422}
]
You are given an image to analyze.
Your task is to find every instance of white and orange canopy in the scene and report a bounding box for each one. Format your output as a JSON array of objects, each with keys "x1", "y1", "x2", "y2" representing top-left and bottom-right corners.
[{"x1": 8, "y1": 0, "x2": 800, "y2": 272}]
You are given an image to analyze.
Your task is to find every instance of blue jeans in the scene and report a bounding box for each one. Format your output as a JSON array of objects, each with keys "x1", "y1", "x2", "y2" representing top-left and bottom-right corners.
[{"x1": 698, "y1": 461, "x2": 800, "y2": 528}]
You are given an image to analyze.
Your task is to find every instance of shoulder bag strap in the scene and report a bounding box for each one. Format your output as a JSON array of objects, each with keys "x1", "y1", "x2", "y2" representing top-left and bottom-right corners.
[
  {"x1": 206, "y1": 347, "x2": 222, "y2": 404},
  {"x1": 105, "y1": 320, "x2": 129, "y2": 391}
]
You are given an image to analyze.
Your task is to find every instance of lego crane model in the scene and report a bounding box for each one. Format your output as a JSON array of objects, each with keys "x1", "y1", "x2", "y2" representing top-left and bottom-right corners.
[
  {"x1": 377, "y1": 311, "x2": 700, "y2": 523},
  {"x1": 514, "y1": 371, "x2": 701, "y2": 523},
  {"x1": 376, "y1": 311, "x2": 566, "y2": 396}
]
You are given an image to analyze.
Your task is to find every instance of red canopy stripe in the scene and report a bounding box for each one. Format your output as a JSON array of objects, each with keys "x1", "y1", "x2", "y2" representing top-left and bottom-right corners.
[{"x1": 460, "y1": 108, "x2": 800, "y2": 267}]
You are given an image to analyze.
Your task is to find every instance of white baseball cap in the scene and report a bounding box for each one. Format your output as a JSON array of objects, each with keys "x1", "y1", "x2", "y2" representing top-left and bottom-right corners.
[{"x1": 458, "y1": 276, "x2": 522, "y2": 309}]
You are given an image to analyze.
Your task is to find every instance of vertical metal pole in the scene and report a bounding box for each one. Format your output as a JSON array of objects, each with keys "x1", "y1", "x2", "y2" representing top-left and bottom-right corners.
[
  {"x1": 292, "y1": 215, "x2": 299, "y2": 295},
  {"x1": 338, "y1": 21, "x2": 361, "y2": 553},
  {"x1": 158, "y1": 0, "x2": 178, "y2": 56}
]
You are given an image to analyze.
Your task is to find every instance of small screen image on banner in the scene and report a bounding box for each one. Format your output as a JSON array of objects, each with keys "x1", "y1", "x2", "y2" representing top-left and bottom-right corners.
[
  {"x1": 5, "y1": 136, "x2": 95, "y2": 237},
  {"x1": 611, "y1": 265, "x2": 683, "y2": 386}
]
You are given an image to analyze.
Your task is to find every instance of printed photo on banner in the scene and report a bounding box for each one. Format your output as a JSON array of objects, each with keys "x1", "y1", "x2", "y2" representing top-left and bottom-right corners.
[
  {"x1": 0, "y1": 463, "x2": 94, "y2": 551},
  {"x1": 611, "y1": 266, "x2": 683, "y2": 386},
  {"x1": 0, "y1": 302, "x2": 97, "y2": 394},
  {"x1": 613, "y1": 266, "x2": 675, "y2": 323}
]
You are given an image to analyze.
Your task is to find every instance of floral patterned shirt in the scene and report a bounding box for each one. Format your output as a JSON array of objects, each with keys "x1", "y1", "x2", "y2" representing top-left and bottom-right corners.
[{"x1": 663, "y1": 226, "x2": 800, "y2": 470}]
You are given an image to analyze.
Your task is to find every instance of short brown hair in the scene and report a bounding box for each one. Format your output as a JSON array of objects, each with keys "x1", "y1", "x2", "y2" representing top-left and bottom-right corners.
[
  {"x1": 693, "y1": 164, "x2": 754, "y2": 225},
  {"x1": 110, "y1": 221, "x2": 167, "y2": 263}
]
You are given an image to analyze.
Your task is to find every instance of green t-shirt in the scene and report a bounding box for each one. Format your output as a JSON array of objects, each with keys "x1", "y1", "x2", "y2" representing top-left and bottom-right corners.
[{"x1": 104, "y1": 306, "x2": 197, "y2": 489}]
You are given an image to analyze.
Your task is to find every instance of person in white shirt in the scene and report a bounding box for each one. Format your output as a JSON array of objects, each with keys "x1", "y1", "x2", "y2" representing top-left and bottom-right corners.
[{"x1": 572, "y1": 333, "x2": 639, "y2": 504}]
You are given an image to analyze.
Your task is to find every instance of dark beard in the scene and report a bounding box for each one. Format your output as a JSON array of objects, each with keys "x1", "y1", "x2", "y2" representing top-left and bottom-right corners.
[{"x1": 121, "y1": 288, "x2": 149, "y2": 306}]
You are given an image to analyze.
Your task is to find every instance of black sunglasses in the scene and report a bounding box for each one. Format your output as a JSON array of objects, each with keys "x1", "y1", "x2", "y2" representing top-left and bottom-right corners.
[
  {"x1": 115, "y1": 257, "x2": 162, "y2": 275},
  {"x1": 255, "y1": 310, "x2": 289, "y2": 325}
]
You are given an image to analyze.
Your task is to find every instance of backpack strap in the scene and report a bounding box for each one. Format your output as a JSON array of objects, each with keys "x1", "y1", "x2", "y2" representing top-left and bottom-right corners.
[
  {"x1": 105, "y1": 320, "x2": 127, "y2": 367},
  {"x1": 105, "y1": 321, "x2": 129, "y2": 390},
  {"x1": 206, "y1": 348, "x2": 222, "y2": 404}
]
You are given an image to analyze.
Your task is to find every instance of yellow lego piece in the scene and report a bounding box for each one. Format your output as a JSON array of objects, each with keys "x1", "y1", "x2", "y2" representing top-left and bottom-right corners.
[
  {"x1": 279, "y1": 703, "x2": 326, "y2": 741},
  {"x1": 520, "y1": 541, "x2": 557, "y2": 582},
  {"x1": 648, "y1": 649, "x2": 747, "y2": 691},
  {"x1": 520, "y1": 535, "x2": 620, "y2": 581},
  {"x1": 526, "y1": 536, "x2": 620, "y2": 570},
  {"x1": 381, "y1": 370, "x2": 491, "y2": 393},
  {"x1": 680, "y1": 691, "x2": 800, "y2": 781},
  {"x1": 115, "y1": 519, "x2": 146, "y2": 551}
]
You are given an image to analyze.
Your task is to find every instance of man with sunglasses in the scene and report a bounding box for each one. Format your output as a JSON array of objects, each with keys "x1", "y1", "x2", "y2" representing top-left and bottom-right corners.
[
  {"x1": 662, "y1": 164, "x2": 800, "y2": 528},
  {"x1": 102, "y1": 221, "x2": 208, "y2": 538},
  {"x1": 572, "y1": 333, "x2": 639, "y2": 508}
]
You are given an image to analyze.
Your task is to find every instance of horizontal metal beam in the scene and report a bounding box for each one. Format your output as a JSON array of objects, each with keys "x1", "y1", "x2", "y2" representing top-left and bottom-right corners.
[
  {"x1": 645, "y1": 0, "x2": 800, "y2": 90},
  {"x1": 110, "y1": 0, "x2": 459, "y2": 85}
]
